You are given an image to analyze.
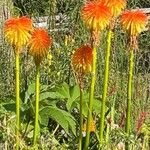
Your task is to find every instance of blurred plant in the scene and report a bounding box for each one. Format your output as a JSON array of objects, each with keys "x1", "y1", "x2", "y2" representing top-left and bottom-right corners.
[
  {"x1": 72, "y1": 45, "x2": 93, "y2": 150},
  {"x1": 120, "y1": 10, "x2": 148, "y2": 149},
  {"x1": 136, "y1": 111, "x2": 147, "y2": 134},
  {"x1": 81, "y1": 1, "x2": 112, "y2": 149},
  {"x1": 4, "y1": 16, "x2": 33, "y2": 149},
  {"x1": 141, "y1": 123, "x2": 150, "y2": 150},
  {"x1": 28, "y1": 28, "x2": 52, "y2": 147},
  {"x1": 99, "y1": 0, "x2": 127, "y2": 146}
]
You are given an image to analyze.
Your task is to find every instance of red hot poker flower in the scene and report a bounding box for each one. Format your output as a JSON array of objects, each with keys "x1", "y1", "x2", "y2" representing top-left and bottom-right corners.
[
  {"x1": 120, "y1": 10, "x2": 148, "y2": 49},
  {"x1": 81, "y1": 1, "x2": 112, "y2": 32},
  {"x1": 4, "y1": 16, "x2": 33, "y2": 52},
  {"x1": 102, "y1": 0, "x2": 126, "y2": 17},
  {"x1": 120, "y1": 10, "x2": 148, "y2": 36},
  {"x1": 72, "y1": 45, "x2": 93, "y2": 74},
  {"x1": 28, "y1": 28, "x2": 52, "y2": 65}
]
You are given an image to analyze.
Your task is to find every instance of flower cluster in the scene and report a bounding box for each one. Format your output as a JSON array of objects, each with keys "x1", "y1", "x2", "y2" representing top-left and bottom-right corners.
[
  {"x1": 4, "y1": 16, "x2": 52, "y2": 64},
  {"x1": 81, "y1": 0, "x2": 148, "y2": 50},
  {"x1": 81, "y1": 0, "x2": 127, "y2": 32}
]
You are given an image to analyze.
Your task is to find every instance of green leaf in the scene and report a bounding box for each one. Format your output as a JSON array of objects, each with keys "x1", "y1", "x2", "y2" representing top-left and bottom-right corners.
[
  {"x1": 2, "y1": 102, "x2": 16, "y2": 112},
  {"x1": 55, "y1": 82, "x2": 70, "y2": 99},
  {"x1": 39, "y1": 106, "x2": 76, "y2": 135},
  {"x1": 24, "y1": 83, "x2": 49, "y2": 103},
  {"x1": 75, "y1": 92, "x2": 102, "y2": 117},
  {"x1": 24, "y1": 83, "x2": 35, "y2": 103},
  {"x1": 0, "y1": 104, "x2": 7, "y2": 115},
  {"x1": 66, "y1": 85, "x2": 80, "y2": 111},
  {"x1": 93, "y1": 98, "x2": 102, "y2": 114},
  {"x1": 40, "y1": 91, "x2": 65, "y2": 101}
]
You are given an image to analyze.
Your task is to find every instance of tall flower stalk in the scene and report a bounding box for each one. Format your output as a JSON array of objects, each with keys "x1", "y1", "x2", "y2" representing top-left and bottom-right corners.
[
  {"x1": 126, "y1": 49, "x2": 134, "y2": 136},
  {"x1": 4, "y1": 16, "x2": 33, "y2": 149},
  {"x1": 33, "y1": 63, "x2": 40, "y2": 145},
  {"x1": 79, "y1": 88, "x2": 83, "y2": 150},
  {"x1": 120, "y1": 10, "x2": 148, "y2": 149},
  {"x1": 99, "y1": 29, "x2": 112, "y2": 144},
  {"x1": 72, "y1": 45, "x2": 93, "y2": 150},
  {"x1": 28, "y1": 28, "x2": 52, "y2": 147},
  {"x1": 99, "y1": 0, "x2": 126, "y2": 145},
  {"x1": 84, "y1": 44, "x2": 97, "y2": 149},
  {"x1": 15, "y1": 52, "x2": 20, "y2": 149},
  {"x1": 81, "y1": 1, "x2": 111, "y2": 149}
]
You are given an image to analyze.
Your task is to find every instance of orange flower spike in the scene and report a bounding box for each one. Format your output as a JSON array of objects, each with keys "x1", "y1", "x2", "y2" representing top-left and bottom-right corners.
[
  {"x1": 103, "y1": 0, "x2": 127, "y2": 17},
  {"x1": 4, "y1": 16, "x2": 33, "y2": 51},
  {"x1": 120, "y1": 10, "x2": 148, "y2": 36},
  {"x1": 72, "y1": 45, "x2": 93, "y2": 74},
  {"x1": 81, "y1": 1, "x2": 112, "y2": 31},
  {"x1": 29, "y1": 28, "x2": 52, "y2": 64}
]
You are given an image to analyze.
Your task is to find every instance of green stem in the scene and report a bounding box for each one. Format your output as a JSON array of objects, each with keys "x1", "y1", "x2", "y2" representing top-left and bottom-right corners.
[
  {"x1": 99, "y1": 30, "x2": 112, "y2": 146},
  {"x1": 33, "y1": 64, "x2": 40, "y2": 147},
  {"x1": 15, "y1": 52, "x2": 20, "y2": 150},
  {"x1": 84, "y1": 45, "x2": 97, "y2": 150},
  {"x1": 105, "y1": 123, "x2": 110, "y2": 145},
  {"x1": 79, "y1": 88, "x2": 83, "y2": 150},
  {"x1": 105, "y1": 96, "x2": 116, "y2": 144},
  {"x1": 125, "y1": 49, "x2": 134, "y2": 150}
]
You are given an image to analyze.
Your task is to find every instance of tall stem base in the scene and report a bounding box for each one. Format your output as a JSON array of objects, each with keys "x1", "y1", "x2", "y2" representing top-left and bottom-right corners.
[
  {"x1": 84, "y1": 45, "x2": 97, "y2": 150},
  {"x1": 79, "y1": 88, "x2": 83, "y2": 150},
  {"x1": 125, "y1": 50, "x2": 134, "y2": 150},
  {"x1": 15, "y1": 53, "x2": 20, "y2": 150},
  {"x1": 33, "y1": 64, "x2": 40, "y2": 147},
  {"x1": 99, "y1": 30, "x2": 112, "y2": 146}
]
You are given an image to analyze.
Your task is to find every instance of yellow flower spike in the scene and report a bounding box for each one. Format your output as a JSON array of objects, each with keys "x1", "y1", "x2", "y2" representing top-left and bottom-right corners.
[
  {"x1": 47, "y1": 53, "x2": 52, "y2": 66},
  {"x1": 64, "y1": 35, "x2": 68, "y2": 46},
  {"x1": 47, "y1": 53, "x2": 52, "y2": 60},
  {"x1": 64, "y1": 35, "x2": 74, "y2": 46}
]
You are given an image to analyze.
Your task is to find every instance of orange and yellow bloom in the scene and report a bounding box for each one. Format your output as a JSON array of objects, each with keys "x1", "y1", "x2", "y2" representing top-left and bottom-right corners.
[
  {"x1": 28, "y1": 28, "x2": 52, "y2": 64},
  {"x1": 4, "y1": 16, "x2": 33, "y2": 52},
  {"x1": 120, "y1": 10, "x2": 148, "y2": 36},
  {"x1": 102, "y1": 0, "x2": 126, "y2": 17},
  {"x1": 72, "y1": 45, "x2": 93, "y2": 74},
  {"x1": 81, "y1": 1, "x2": 112, "y2": 31},
  {"x1": 82, "y1": 119, "x2": 95, "y2": 133}
]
